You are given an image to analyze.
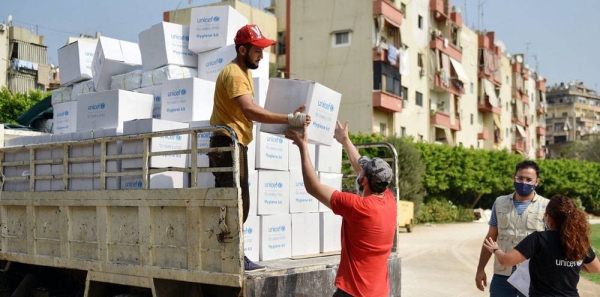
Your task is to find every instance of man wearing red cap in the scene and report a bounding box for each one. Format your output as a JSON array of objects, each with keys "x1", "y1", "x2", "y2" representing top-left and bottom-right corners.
[{"x1": 209, "y1": 24, "x2": 310, "y2": 272}]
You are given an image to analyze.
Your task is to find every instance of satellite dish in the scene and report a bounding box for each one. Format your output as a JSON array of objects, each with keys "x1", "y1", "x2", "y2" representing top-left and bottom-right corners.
[
  {"x1": 516, "y1": 55, "x2": 523, "y2": 63},
  {"x1": 7, "y1": 15, "x2": 12, "y2": 26}
]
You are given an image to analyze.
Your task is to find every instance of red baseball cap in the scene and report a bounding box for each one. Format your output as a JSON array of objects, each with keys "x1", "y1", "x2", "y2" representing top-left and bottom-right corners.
[{"x1": 234, "y1": 24, "x2": 276, "y2": 48}]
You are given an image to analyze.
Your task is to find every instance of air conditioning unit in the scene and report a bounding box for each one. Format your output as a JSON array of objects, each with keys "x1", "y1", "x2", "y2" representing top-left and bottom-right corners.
[{"x1": 0, "y1": 24, "x2": 5, "y2": 31}]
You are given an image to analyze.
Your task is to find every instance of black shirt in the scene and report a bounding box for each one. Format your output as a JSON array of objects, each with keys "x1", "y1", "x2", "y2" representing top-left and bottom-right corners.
[{"x1": 514, "y1": 231, "x2": 596, "y2": 297}]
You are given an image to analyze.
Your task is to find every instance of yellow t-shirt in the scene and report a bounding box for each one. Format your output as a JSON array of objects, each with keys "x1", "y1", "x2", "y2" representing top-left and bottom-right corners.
[{"x1": 210, "y1": 63, "x2": 255, "y2": 146}]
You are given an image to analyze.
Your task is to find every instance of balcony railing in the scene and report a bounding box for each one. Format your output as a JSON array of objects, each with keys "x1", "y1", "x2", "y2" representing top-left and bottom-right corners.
[
  {"x1": 477, "y1": 100, "x2": 502, "y2": 115},
  {"x1": 512, "y1": 116, "x2": 526, "y2": 127},
  {"x1": 373, "y1": 91, "x2": 402, "y2": 113},
  {"x1": 536, "y1": 127, "x2": 546, "y2": 136},
  {"x1": 512, "y1": 139, "x2": 526, "y2": 152},
  {"x1": 373, "y1": 0, "x2": 403, "y2": 26},
  {"x1": 536, "y1": 148, "x2": 546, "y2": 159},
  {"x1": 372, "y1": 47, "x2": 399, "y2": 68},
  {"x1": 536, "y1": 80, "x2": 546, "y2": 92},
  {"x1": 536, "y1": 107, "x2": 545, "y2": 115},
  {"x1": 478, "y1": 129, "x2": 489, "y2": 140},
  {"x1": 430, "y1": 0, "x2": 450, "y2": 21},
  {"x1": 430, "y1": 35, "x2": 462, "y2": 62},
  {"x1": 433, "y1": 73, "x2": 464, "y2": 96},
  {"x1": 430, "y1": 110, "x2": 461, "y2": 131}
]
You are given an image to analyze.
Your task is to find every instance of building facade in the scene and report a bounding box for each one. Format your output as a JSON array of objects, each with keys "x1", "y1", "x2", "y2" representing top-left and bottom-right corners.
[{"x1": 545, "y1": 81, "x2": 600, "y2": 146}]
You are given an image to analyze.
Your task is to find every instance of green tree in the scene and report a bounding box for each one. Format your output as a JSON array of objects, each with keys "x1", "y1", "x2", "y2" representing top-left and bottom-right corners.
[{"x1": 0, "y1": 87, "x2": 49, "y2": 124}]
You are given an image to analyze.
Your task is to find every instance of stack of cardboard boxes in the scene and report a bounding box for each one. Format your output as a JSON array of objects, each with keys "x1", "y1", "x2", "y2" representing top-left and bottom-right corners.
[{"x1": 5, "y1": 5, "x2": 346, "y2": 262}]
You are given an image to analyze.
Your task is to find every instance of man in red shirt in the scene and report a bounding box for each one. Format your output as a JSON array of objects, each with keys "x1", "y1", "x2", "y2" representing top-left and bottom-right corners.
[{"x1": 285, "y1": 120, "x2": 397, "y2": 297}]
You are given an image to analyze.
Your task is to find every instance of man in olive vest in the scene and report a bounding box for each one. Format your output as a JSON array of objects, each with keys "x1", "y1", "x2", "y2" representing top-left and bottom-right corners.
[{"x1": 475, "y1": 160, "x2": 549, "y2": 297}]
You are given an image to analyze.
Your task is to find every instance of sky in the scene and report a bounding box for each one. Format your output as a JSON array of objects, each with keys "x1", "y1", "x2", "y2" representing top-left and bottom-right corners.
[{"x1": 2, "y1": 0, "x2": 599, "y2": 92}]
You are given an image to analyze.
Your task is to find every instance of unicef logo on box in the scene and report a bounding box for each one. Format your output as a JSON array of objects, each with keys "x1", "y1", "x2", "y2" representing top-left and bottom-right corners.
[
  {"x1": 88, "y1": 102, "x2": 106, "y2": 110},
  {"x1": 56, "y1": 110, "x2": 69, "y2": 117},
  {"x1": 154, "y1": 96, "x2": 161, "y2": 102},
  {"x1": 125, "y1": 181, "x2": 143, "y2": 188},
  {"x1": 268, "y1": 225, "x2": 286, "y2": 233},
  {"x1": 162, "y1": 135, "x2": 183, "y2": 141},
  {"x1": 244, "y1": 227, "x2": 253, "y2": 235},
  {"x1": 213, "y1": 16, "x2": 220, "y2": 22},
  {"x1": 318, "y1": 100, "x2": 334, "y2": 112},
  {"x1": 206, "y1": 57, "x2": 224, "y2": 67},
  {"x1": 167, "y1": 88, "x2": 187, "y2": 97},
  {"x1": 264, "y1": 181, "x2": 283, "y2": 188},
  {"x1": 266, "y1": 136, "x2": 284, "y2": 144}
]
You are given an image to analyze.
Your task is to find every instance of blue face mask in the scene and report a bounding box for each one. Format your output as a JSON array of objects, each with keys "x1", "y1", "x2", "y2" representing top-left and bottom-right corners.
[{"x1": 514, "y1": 181, "x2": 536, "y2": 197}]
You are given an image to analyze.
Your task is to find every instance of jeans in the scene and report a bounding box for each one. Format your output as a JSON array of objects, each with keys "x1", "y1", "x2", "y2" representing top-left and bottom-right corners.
[
  {"x1": 490, "y1": 274, "x2": 526, "y2": 297},
  {"x1": 332, "y1": 288, "x2": 353, "y2": 297},
  {"x1": 208, "y1": 134, "x2": 250, "y2": 223}
]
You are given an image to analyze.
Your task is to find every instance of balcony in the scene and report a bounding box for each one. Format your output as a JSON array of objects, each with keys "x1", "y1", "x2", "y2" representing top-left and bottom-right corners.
[
  {"x1": 512, "y1": 139, "x2": 526, "y2": 152},
  {"x1": 430, "y1": 35, "x2": 462, "y2": 62},
  {"x1": 373, "y1": 91, "x2": 402, "y2": 113},
  {"x1": 536, "y1": 148, "x2": 546, "y2": 159},
  {"x1": 512, "y1": 116, "x2": 526, "y2": 127},
  {"x1": 450, "y1": 12, "x2": 462, "y2": 27},
  {"x1": 372, "y1": 47, "x2": 399, "y2": 68},
  {"x1": 477, "y1": 100, "x2": 502, "y2": 115},
  {"x1": 536, "y1": 127, "x2": 546, "y2": 136},
  {"x1": 478, "y1": 129, "x2": 489, "y2": 140},
  {"x1": 523, "y1": 69, "x2": 530, "y2": 81},
  {"x1": 536, "y1": 106, "x2": 545, "y2": 115},
  {"x1": 512, "y1": 62, "x2": 522, "y2": 74},
  {"x1": 430, "y1": 110, "x2": 461, "y2": 131},
  {"x1": 536, "y1": 79, "x2": 546, "y2": 92},
  {"x1": 433, "y1": 73, "x2": 464, "y2": 96},
  {"x1": 430, "y1": 0, "x2": 450, "y2": 21},
  {"x1": 373, "y1": 0, "x2": 403, "y2": 27}
]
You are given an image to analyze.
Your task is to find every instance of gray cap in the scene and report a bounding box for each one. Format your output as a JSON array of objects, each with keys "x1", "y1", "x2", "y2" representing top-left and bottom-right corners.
[{"x1": 358, "y1": 156, "x2": 393, "y2": 185}]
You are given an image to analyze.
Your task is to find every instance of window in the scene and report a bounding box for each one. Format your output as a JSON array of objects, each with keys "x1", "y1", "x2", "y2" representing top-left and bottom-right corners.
[
  {"x1": 470, "y1": 82, "x2": 474, "y2": 94},
  {"x1": 416, "y1": 91, "x2": 423, "y2": 106},
  {"x1": 332, "y1": 31, "x2": 351, "y2": 47},
  {"x1": 470, "y1": 114, "x2": 474, "y2": 125},
  {"x1": 418, "y1": 15, "x2": 423, "y2": 29},
  {"x1": 402, "y1": 86, "x2": 408, "y2": 100},
  {"x1": 562, "y1": 112, "x2": 568, "y2": 117},
  {"x1": 417, "y1": 53, "x2": 423, "y2": 67},
  {"x1": 401, "y1": 126, "x2": 406, "y2": 137},
  {"x1": 506, "y1": 76, "x2": 509, "y2": 84},
  {"x1": 380, "y1": 123, "x2": 387, "y2": 137},
  {"x1": 506, "y1": 128, "x2": 509, "y2": 137},
  {"x1": 401, "y1": 3, "x2": 407, "y2": 19},
  {"x1": 277, "y1": 31, "x2": 286, "y2": 55}
]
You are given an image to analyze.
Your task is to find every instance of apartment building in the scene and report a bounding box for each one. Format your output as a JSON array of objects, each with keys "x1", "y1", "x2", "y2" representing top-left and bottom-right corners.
[
  {"x1": 2, "y1": 25, "x2": 55, "y2": 94},
  {"x1": 163, "y1": 0, "x2": 547, "y2": 158},
  {"x1": 545, "y1": 81, "x2": 600, "y2": 146}
]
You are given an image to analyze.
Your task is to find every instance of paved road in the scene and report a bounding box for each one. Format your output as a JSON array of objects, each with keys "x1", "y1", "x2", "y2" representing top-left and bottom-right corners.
[{"x1": 398, "y1": 221, "x2": 600, "y2": 297}]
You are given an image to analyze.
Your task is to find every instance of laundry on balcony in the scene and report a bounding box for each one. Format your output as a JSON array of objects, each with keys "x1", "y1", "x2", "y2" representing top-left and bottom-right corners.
[
  {"x1": 387, "y1": 44, "x2": 398, "y2": 66},
  {"x1": 12, "y1": 58, "x2": 39, "y2": 72},
  {"x1": 493, "y1": 114, "x2": 503, "y2": 140},
  {"x1": 399, "y1": 47, "x2": 409, "y2": 76},
  {"x1": 482, "y1": 79, "x2": 499, "y2": 106}
]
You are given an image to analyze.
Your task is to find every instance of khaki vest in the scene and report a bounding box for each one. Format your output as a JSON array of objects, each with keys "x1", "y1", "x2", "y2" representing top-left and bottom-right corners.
[{"x1": 493, "y1": 192, "x2": 549, "y2": 276}]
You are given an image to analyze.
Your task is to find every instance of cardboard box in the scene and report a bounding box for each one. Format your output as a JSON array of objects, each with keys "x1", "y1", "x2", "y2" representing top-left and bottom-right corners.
[
  {"x1": 320, "y1": 212, "x2": 342, "y2": 253},
  {"x1": 260, "y1": 214, "x2": 291, "y2": 261},
  {"x1": 160, "y1": 77, "x2": 215, "y2": 122},
  {"x1": 318, "y1": 172, "x2": 343, "y2": 212},
  {"x1": 91, "y1": 36, "x2": 142, "y2": 92},
  {"x1": 260, "y1": 79, "x2": 342, "y2": 146},
  {"x1": 71, "y1": 79, "x2": 96, "y2": 98},
  {"x1": 257, "y1": 170, "x2": 290, "y2": 215},
  {"x1": 52, "y1": 101, "x2": 78, "y2": 134},
  {"x1": 58, "y1": 40, "x2": 97, "y2": 86},
  {"x1": 255, "y1": 131, "x2": 288, "y2": 171},
  {"x1": 315, "y1": 141, "x2": 343, "y2": 173},
  {"x1": 121, "y1": 171, "x2": 190, "y2": 189},
  {"x1": 243, "y1": 215, "x2": 260, "y2": 260},
  {"x1": 289, "y1": 170, "x2": 319, "y2": 213},
  {"x1": 68, "y1": 131, "x2": 95, "y2": 191},
  {"x1": 188, "y1": 5, "x2": 248, "y2": 53},
  {"x1": 248, "y1": 170, "x2": 258, "y2": 216},
  {"x1": 288, "y1": 142, "x2": 316, "y2": 171},
  {"x1": 291, "y1": 213, "x2": 320, "y2": 257},
  {"x1": 32, "y1": 135, "x2": 52, "y2": 191},
  {"x1": 92, "y1": 128, "x2": 122, "y2": 190},
  {"x1": 50, "y1": 133, "x2": 72, "y2": 191},
  {"x1": 121, "y1": 119, "x2": 189, "y2": 169},
  {"x1": 110, "y1": 70, "x2": 142, "y2": 91},
  {"x1": 141, "y1": 65, "x2": 198, "y2": 88},
  {"x1": 135, "y1": 86, "x2": 162, "y2": 119},
  {"x1": 76, "y1": 90, "x2": 153, "y2": 132},
  {"x1": 197, "y1": 45, "x2": 269, "y2": 82},
  {"x1": 51, "y1": 86, "x2": 72, "y2": 105},
  {"x1": 253, "y1": 77, "x2": 269, "y2": 108},
  {"x1": 139, "y1": 22, "x2": 198, "y2": 71}
]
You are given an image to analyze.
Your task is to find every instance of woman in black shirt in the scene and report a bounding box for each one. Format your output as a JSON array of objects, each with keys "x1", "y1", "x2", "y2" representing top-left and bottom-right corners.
[{"x1": 484, "y1": 194, "x2": 600, "y2": 296}]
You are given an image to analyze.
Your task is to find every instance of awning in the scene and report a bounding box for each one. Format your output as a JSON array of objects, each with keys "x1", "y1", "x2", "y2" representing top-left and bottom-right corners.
[
  {"x1": 516, "y1": 125, "x2": 527, "y2": 138},
  {"x1": 483, "y1": 79, "x2": 498, "y2": 106},
  {"x1": 449, "y1": 57, "x2": 469, "y2": 83},
  {"x1": 442, "y1": 127, "x2": 455, "y2": 146},
  {"x1": 493, "y1": 114, "x2": 503, "y2": 140}
]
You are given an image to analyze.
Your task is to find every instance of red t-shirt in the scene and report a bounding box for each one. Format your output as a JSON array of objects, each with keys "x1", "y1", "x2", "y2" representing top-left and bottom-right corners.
[{"x1": 330, "y1": 189, "x2": 397, "y2": 297}]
